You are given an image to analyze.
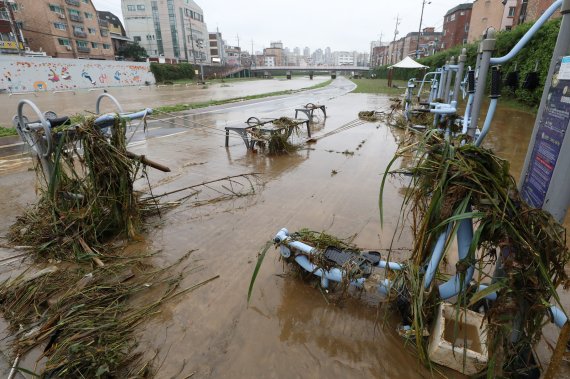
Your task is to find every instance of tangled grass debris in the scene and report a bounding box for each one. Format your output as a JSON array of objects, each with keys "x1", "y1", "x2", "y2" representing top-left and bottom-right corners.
[
  {"x1": 381, "y1": 130, "x2": 570, "y2": 376},
  {"x1": 1, "y1": 114, "x2": 252, "y2": 377}
]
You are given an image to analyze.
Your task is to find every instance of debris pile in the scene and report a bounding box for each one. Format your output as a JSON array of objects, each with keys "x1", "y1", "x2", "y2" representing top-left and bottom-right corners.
[{"x1": 382, "y1": 131, "x2": 570, "y2": 376}]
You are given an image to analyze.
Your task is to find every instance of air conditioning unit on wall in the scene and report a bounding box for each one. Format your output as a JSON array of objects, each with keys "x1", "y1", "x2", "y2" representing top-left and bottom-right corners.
[
  {"x1": 65, "y1": 45, "x2": 72, "y2": 51},
  {"x1": 58, "y1": 13, "x2": 65, "y2": 19}
]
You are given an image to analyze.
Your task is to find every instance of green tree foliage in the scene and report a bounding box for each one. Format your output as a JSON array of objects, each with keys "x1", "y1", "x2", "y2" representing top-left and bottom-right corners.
[
  {"x1": 149, "y1": 63, "x2": 196, "y2": 82},
  {"x1": 117, "y1": 42, "x2": 148, "y2": 61},
  {"x1": 372, "y1": 18, "x2": 562, "y2": 108}
]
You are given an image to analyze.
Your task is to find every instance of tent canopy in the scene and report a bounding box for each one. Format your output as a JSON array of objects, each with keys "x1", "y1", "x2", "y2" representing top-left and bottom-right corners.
[{"x1": 389, "y1": 56, "x2": 429, "y2": 69}]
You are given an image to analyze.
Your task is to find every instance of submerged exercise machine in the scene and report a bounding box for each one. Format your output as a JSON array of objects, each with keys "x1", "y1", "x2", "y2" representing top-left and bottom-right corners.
[{"x1": 13, "y1": 93, "x2": 158, "y2": 183}]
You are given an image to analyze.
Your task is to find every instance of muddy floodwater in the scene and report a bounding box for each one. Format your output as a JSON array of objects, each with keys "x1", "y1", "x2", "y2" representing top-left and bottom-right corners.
[{"x1": 0, "y1": 77, "x2": 568, "y2": 378}]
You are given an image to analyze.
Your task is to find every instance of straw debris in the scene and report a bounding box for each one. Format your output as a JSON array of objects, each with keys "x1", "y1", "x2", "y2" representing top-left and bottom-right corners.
[{"x1": 381, "y1": 131, "x2": 570, "y2": 375}]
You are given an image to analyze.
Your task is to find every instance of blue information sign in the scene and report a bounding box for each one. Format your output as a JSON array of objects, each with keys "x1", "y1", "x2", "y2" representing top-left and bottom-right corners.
[{"x1": 521, "y1": 57, "x2": 570, "y2": 208}]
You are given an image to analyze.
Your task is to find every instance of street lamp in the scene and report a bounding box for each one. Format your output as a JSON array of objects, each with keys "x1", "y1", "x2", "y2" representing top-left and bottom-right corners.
[{"x1": 415, "y1": 0, "x2": 431, "y2": 59}]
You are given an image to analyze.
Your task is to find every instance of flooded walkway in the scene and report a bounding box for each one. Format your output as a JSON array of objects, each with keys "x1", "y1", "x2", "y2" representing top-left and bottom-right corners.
[{"x1": 0, "y1": 77, "x2": 568, "y2": 378}]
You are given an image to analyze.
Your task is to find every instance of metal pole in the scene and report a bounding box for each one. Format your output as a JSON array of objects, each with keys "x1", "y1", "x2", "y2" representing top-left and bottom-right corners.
[
  {"x1": 437, "y1": 63, "x2": 448, "y2": 99},
  {"x1": 519, "y1": 0, "x2": 570, "y2": 222},
  {"x1": 468, "y1": 28, "x2": 496, "y2": 138},
  {"x1": 415, "y1": 0, "x2": 429, "y2": 59},
  {"x1": 452, "y1": 48, "x2": 467, "y2": 103},
  {"x1": 444, "y1": 56, "x2": 455, "y2": 102}
]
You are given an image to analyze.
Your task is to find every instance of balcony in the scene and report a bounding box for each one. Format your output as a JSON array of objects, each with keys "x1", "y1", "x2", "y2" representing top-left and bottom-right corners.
[
  {"x1": 100, "y1": 28, "x2": 109, "y2": 37},
  {"x1": 77, "y1": 46, "x2": 90, "y2": 53},
  {"x1": 65, "y1": 0, "x2": 81, "y2": 6},
  {"x1": 69, "y1": 14, "x2": 83, "y2": 22},
  {"x1": 98, "y1": 19, "x2": 109, "y2": 27},
  {"x1": 74, "y1": 30, "x2": 87, "y2": 38}
]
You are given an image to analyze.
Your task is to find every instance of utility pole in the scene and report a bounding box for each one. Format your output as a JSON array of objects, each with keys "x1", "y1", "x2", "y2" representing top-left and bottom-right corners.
[
  {"x1": 416, "y1": 0, "x2": 431, "y2": 59},
  {"x1": 391, "y1": 15, "x2": 400, "y2": 64},
  {"x1": 251, "y1": 39, "x2": 255, "y2": 68}
]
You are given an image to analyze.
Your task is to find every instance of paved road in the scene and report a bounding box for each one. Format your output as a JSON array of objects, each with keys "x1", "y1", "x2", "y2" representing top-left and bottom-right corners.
[{"x1": 0, "y1": 77, "x2": 355, "y2": 161}]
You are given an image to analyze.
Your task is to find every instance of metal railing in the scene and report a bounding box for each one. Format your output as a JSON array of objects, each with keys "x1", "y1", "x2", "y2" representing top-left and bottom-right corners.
[
  {"x1": 76, "y1": 46, "x2": 90, "y2": 53},
  {"x1": 73, "y1": 30, "x2": 87, "y2": 38},
  {"x1": 65, "y1": 0, "x2": 81, "y2": 6}
]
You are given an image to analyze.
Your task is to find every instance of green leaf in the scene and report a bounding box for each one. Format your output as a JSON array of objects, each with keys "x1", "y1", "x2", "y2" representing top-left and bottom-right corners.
[
  {"x1": 96, "y1": 363, "x2": 110, "y2": 377},
  {"x1": 247, "y1": 241, "x2": 272, "y2": 303},
  {"x1": 468, "y1": 281, "x2": 505, "y2": 307}
]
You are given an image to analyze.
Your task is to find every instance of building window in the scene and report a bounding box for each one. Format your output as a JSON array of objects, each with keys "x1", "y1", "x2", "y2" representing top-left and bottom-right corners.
[
  {"x1": 84, "y1": 12, "x2": 94, "y2": 19},
  {"x1": 133, "y1": 36, "x2": 141, "y2": 42},
  {"x1": 88, "y1": 27, "x2": 96, "y2": 34},
  {"x1": 127, "y1": 5, "x2": 136, "y2": 11},
  {"x1": 49, "y1": 4, "x2": 63, "y2": 13},
  {"x1": 91, "y1": 42, "x2": 98, "y2": 48},
  {"x1": 460, "y1": 11, "x2": 464, "y2": 15},
  {"x1": 10, "y1": 3, "x2": 19, "y2": 11},
  {"x1": 76, "y1": 40, "x2": 88, "y2": 48},
  {"x1": 82, "y1": 0, "x2": 89, "y2": 3},
  {"x1": 68, "y1": 9, "x2": 80, "y2": 16},
  {"x1": 508, "y1": 6, "x2": 516, "y2": 17},
  {"x1": 53, "y1": 22, "x2": 67, "y2": 30},
  {"x1": 137, "y1": 5, "x2": 145, "y2": 10},
  {"x1": 57, "y1": 38, "x2": 70, "y2": 46},
  {"x1": 103, "y1": 43, "x2": 111, "y2": 49},
  {"x1": 505, "y1": 25, "x2": 512, "y2": 31},
  {"x1": 450, "y1": 14, "x2": 455, "y2": 21}
]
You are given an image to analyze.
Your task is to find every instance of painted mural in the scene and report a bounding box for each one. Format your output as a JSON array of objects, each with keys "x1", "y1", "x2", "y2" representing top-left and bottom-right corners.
[{"x1": 0, "y1": 56, "x2": 155, "y2": 92}]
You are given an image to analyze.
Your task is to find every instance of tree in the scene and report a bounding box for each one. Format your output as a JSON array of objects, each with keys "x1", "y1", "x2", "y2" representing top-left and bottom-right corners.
[{"x1": 118, "y1": 42, "x2": 148, "y2": 61}]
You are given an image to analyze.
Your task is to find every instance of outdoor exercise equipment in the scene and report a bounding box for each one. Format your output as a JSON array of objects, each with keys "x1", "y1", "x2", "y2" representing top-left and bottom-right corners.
[
  {"x1": 13, "y1": 94, "x2": 154, "y2": 183},
  {"x1": 271, "y1": 0, "x2": 570, "y2": 335}
]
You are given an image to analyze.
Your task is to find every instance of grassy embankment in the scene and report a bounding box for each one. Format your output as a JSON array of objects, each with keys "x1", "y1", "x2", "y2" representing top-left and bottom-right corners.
[
  {"x1": 349, "y1": 78, "x2": 535, "y2": 114},
  {"x1": 155, "y1": 79, "x2": 332, "y2": 113},
  {"x1": 0, "y1": 126, "x2": 17, "y2": 137}
]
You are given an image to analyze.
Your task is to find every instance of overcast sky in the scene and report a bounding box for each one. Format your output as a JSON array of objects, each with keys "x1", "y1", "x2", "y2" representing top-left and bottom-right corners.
[{"x1": 92, "y1": 0, "x2": 469, "y2": 53}]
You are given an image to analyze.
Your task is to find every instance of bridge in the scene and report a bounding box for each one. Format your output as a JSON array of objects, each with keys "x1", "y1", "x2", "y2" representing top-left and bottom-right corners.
[{"x1": 250, "y1": 66, "x2": 370, "y2": 72}]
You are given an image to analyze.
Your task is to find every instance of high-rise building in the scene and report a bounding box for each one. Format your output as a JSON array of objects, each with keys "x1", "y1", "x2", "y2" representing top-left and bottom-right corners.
[
  {"x1": 324, "y1": 46, "x2": 331, "y2": 65},
  {"x1": 303, "y1": 46, "x2": 310, "y2": 58},
  {"x1": 293, "y1": 46, "x2": 300, "y2": 56},
  {"x1": 14, "y1": 0, "x2": 114, "y2": 59},
  {"x1": 122, "y1": 0, "x2": 209, "y2": 62}
]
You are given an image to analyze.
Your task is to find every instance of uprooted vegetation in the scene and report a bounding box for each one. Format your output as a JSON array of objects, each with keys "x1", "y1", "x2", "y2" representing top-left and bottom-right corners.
[
  {"x1": 2, "y1": 115, "x2": 257, "y2": 377},
  {"x1": 381, "y1": 130, "x2": 570, "y2": 376}
]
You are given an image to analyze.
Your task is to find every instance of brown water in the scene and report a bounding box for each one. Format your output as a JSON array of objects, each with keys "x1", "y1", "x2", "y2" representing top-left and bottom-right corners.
[
  {"x1": 0, "y1": 78, "x2": 568, "y2": 378},
  {"x1": 0, "y1": 76, "x2": 328, "y2": 126}
]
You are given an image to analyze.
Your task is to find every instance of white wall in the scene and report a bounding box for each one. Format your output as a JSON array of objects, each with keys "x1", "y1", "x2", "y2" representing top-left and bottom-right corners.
[{"x1": 0, "y1": 56, "x2": 155, "y2": 92}]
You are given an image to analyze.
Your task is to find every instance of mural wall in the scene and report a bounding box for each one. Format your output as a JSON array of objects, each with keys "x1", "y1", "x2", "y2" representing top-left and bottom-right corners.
[{"x1": 0, "y1": 56, "x2": 155, "y2": 92}]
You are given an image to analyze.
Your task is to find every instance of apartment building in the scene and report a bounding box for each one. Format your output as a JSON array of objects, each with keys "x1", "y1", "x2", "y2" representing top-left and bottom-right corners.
[
  {"x1": 97, "y1": 10, "x2": 130, "y2": 55},
  {"x1": 122, "y1": 0, "x2": 209, "y2": 62},
  {"x1": 513, "y1": 0, "x2": 558, "y2": 26},
  {"x1": 441, "y1": 3, "x2": 473, "y2": 50},
  {"x1": 14, "y1": 0, "x2": 113, "y2": 59},
  {"x1": 467, "y1": 0, "x2": 506, "y2": 42},
  {"x1": 208, "y1": 31, "x2": 224, "y2": 64}
]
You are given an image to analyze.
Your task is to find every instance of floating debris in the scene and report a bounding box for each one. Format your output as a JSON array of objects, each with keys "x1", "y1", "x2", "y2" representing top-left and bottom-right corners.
[
  {"x1": 0, "y1": 251, "x2": 218, "y2": 378},
  {"x1": 358, "y1": 111, "x2": 379, "y2": 122}
]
